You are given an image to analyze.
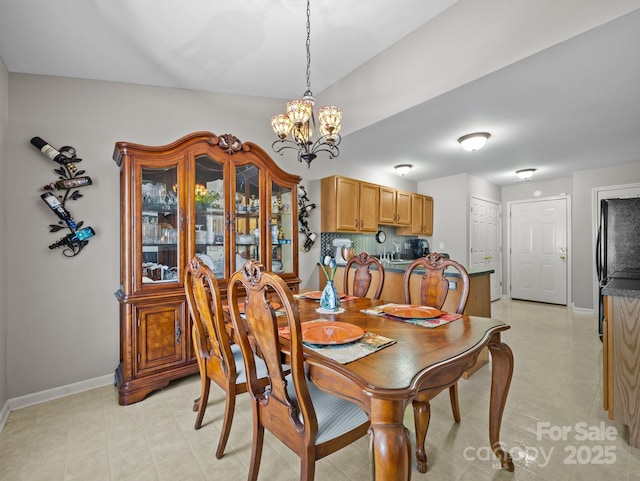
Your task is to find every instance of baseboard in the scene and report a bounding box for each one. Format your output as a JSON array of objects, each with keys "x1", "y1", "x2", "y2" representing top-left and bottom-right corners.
[
  {"x1": 571, "y1": 304, "x2": 594, "y2": 315},
  {"x1": 0, "y1": 373, "x2": 114, "y2": 432}
]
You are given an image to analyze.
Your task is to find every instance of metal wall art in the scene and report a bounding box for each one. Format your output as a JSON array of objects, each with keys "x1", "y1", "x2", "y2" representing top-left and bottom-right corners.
[
  {"x1": 298, "y1": 185, "x2": 317, "y2": 252},
  {"x1": 31, "y1": 136, "x2": 96, "y2": 257}
]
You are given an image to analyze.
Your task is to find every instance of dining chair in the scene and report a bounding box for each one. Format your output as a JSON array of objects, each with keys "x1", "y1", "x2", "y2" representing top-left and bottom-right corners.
[
  {"x1": 184, "y1": 256, "x2": 267, "y2": 459},
  {"x1": 343, "y1": 251, "x2": 385, "y2": 299},
  {"x1": 228, "y1": 260, "x2": 371, "y2": 481},
  {"x1": 402, "y1": 252, "x2": 470, "y2": 472}
]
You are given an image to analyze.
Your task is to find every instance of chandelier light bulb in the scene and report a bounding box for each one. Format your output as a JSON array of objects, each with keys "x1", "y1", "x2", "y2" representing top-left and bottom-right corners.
[{"x1": 271, "y1": 114, "x2": 293, "y2": 139}]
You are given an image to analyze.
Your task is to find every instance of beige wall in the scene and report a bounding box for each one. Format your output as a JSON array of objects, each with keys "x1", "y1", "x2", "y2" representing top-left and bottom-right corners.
[
  {"x1": 417, "y1": 173, "x2": 501, "y2": 265},
  {"x1": 0, "y1": 57, "x2": 8, "y2": 409}
]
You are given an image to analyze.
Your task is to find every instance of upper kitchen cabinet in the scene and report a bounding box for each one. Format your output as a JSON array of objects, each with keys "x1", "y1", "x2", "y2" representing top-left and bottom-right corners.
[
  {"x1": 397, "y1": 193, "x2": 433, "y2": 236},
  {"x1": 379, "y1": 186, "x2": 411, "y2": 226},
  {"x1": 113, "y1": 131, "x2": 301, "y2": 404},
  {"x1": 321, "y1": 176, "x2": 379, "y2": 233}
]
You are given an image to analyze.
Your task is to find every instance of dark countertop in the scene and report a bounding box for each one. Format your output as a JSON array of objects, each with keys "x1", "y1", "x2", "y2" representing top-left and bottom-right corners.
[
  {"x1": 602, "y1": 278, "x2": 640, "y2": 298},
  {"x1": 340, "y1": 260, "x2": 494, "y2": 277}
]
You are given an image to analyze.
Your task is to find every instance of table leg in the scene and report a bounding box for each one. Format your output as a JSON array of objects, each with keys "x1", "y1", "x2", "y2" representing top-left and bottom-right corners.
[
  {"x1": 488, "y1": 334, "x2": 514, "y2": 471},
  {"x1": 368, "y1": 399, "x2": 412, "y2": 481},
  {"x1": 412, "y1": 396, "x2": 430, "y2": 473}
]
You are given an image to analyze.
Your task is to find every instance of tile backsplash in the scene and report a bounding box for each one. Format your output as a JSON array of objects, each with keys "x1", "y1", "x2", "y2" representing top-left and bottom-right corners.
[{"x1": 320, "y1": 228, "x2": 420, "y2": 260}]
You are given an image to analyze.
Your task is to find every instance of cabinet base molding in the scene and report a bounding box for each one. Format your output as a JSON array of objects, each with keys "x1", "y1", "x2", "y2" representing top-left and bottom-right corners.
[{"x1": 115, "y1": 362, "x2": 198, "y2": 405}]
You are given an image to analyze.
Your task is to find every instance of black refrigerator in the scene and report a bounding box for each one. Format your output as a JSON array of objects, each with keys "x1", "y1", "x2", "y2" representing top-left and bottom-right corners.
[{"x1": 596, "y1": 197, "x2": 640, "y2": 338}]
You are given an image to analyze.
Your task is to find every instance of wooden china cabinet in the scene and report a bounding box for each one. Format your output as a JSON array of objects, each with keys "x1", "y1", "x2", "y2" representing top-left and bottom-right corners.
[{"x1": 113, "y1": 131, "x2": 301, "y2": 405}]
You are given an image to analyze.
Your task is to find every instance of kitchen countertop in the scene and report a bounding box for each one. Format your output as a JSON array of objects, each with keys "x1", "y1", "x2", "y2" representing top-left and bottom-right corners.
[
  {"x1": 602, "y1": 278, "x2": 640, "y2": 298},
  {"x1": 340, "y1": 260, "x2": 494, "y2": 277}
]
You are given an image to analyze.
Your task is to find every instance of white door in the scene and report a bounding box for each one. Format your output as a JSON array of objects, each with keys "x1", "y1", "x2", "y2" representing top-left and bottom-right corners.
[
  {"x1": 470, "y1": 197, "x2": 502, "y2": 301},
  {"x1": 510, "y1": 198, "x2": 568, "y2": 305}
]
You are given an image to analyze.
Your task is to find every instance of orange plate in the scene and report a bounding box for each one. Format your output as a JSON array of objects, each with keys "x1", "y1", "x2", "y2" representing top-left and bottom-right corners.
[
  {"x1": 301, "y1": 321, "x2": 364, "y2": 345},
  {"x1": 382, "y1": 305, "x2": 442, "y2": 319},
  {"x1": 303, "y1": 290, "x2": 347, "y2": 300}
]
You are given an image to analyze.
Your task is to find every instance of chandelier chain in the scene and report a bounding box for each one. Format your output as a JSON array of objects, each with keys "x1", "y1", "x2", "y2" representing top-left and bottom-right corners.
[{"x1": 305, "y1": 0, "x2": 311, "y2": 94}]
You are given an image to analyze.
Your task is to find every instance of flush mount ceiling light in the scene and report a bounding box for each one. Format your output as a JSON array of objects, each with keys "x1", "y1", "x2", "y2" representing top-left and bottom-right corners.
[
  {"x1": 457, "y1": 132, "x2": 491, "y2": 152},
  {"x1": 270, "y1": 0, "x2": 341, "y2": 168},
  {"x1": 394, "y1": 164, "x2": 413, "y2": 176},
  {"x1": 516, "y1": 168, "x2": 537, "y2": 180}
]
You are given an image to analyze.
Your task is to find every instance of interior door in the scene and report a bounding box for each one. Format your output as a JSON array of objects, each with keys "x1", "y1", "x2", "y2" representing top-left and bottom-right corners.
[
  {"x1": 510, "y1": 198, "x2": 568, "y2": 305},
  {"x1": 470, "y1": 197, "x2": 502, "y2": 301}
]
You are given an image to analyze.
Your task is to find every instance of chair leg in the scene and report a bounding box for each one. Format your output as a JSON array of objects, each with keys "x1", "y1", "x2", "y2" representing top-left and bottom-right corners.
[
  {"x1": 412, "y1": 395, "x2": 430, "y2": 473},
  {"x1": 193, "y1": 372, "x2": 211, "y2": 430},
  {"x1": 215, "y1": 388, "x2": 236, "y2": 459},
  {"x1": 449, "y1": 383, "x2": 461, "y2": 423},
  {"x1": 300, "y1": 453, "x2": 316, "y2": 481},
  {"x1": 247, "y1": 422, "x2": 264, "y2": 481}
]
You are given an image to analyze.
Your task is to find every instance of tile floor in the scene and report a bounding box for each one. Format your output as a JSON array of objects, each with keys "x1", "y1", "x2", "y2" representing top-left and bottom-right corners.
[{"x1": 1, "y1": 299, "x2": 639, "y2": 480}]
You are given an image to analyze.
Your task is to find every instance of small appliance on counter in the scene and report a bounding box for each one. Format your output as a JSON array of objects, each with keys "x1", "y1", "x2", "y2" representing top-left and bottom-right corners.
[
  {"x1": 333, "y1": 238, "x2": 353, "y2": 265},
  {"x1": 412, "y1": 239, "x2": 430, "y2": 258}
]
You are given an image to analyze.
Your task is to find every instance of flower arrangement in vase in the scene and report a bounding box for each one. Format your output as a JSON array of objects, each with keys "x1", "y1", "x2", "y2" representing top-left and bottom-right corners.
[
  {"x1": 194, "y1": 184, "x2": 220, "y2": 209},
  {"x1": 318, "y1": 255, "x2": 340, "y2": 311}
]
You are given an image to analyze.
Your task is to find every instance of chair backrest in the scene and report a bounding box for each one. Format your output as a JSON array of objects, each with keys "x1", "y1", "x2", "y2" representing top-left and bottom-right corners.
[
  {"x1": 343, "y1": 252, "x2": 385, "y2": 299},
  {"x1": 228, "y1": 261, "x2": 319, "y2": 444},
  {"x1": 184, "y1": 256, "x2": 237, "y2": 384},
  {"x1": 403, "y1": 253, "x2": 470, "y2": 314}
]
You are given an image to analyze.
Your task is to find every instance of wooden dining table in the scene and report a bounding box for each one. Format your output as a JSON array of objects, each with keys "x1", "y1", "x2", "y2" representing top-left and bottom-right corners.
[{"x1": 288, "y1": 294, "x2": 515, "y2": 481}]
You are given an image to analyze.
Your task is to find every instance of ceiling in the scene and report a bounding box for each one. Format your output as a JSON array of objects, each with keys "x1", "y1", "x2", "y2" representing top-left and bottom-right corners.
[{"x1": 1, "y1": 0, "x2": 639, "y2": 186}]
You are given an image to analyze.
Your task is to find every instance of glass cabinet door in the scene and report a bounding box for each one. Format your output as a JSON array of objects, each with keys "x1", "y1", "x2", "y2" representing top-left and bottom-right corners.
[
  {"x1": 234, "y1": 164, "x2": 261, "y2": 271},
  {"x1": 141, "y1": 165, "x2": 179, "y2": 283},
  {"x1": 194, "y1": 154, "x2": 226, "y2": 278},
  {"x1": 270, "y1": 181, "x2": 294, "y2": 274}
]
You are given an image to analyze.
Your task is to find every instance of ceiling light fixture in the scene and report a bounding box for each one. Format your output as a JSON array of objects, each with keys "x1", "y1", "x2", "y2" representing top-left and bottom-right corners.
[
  {"x1": 457, "y1": 132, "x2": 491, "y2": 152},
  {"x1": 271, "y1": 0, "x2": 341, "y2": 168},
  {"x1": 516, "y1": 168, "x2": 536, "y2": 180},
  {"x1": 394, "y1": 164, "x2": 413, "y2": 176}
]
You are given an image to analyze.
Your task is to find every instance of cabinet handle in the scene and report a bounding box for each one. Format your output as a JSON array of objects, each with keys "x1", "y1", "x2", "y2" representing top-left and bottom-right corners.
[
  {"x1": 360, "y1": 219, "x2": 364, "y2": 228},
  {"x1": 354, "y1": 219, "x2": 358, "y2": 228},
  {"x1": 176, "y1": 322, "x2": 181, "y2": 344}
]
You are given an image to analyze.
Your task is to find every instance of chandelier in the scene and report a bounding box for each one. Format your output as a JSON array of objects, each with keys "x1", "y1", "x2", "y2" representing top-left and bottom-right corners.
[{"x1": 271, "y1": 0, "x2": 341, "y2": 168}]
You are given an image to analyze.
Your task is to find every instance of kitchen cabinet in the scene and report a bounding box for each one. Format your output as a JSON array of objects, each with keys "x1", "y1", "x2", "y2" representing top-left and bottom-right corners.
[
  {"x1": 397, "y1": 193, "x2": 433, "y2": 236},
  {"x1": 602, "y1": 283, "x2": 640, "y2": 447},
  {"x1": 321, "y1": 176, "x2": 379, "y2": 233},
  {"x1": 379, "y1": 186, "x2": 411, "y2": 226},
  {"x1": 113, "y1": 131, "x2": 301, "y2": 405}
]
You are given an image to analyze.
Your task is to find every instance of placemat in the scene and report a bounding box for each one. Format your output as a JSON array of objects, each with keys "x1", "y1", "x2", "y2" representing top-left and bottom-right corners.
[
  {"x1": 361, "y1": 303, "x2": 462, "y2": 328},
  {"x1": 278, "y1": 319, "x2": 396, "y2": 364}
]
